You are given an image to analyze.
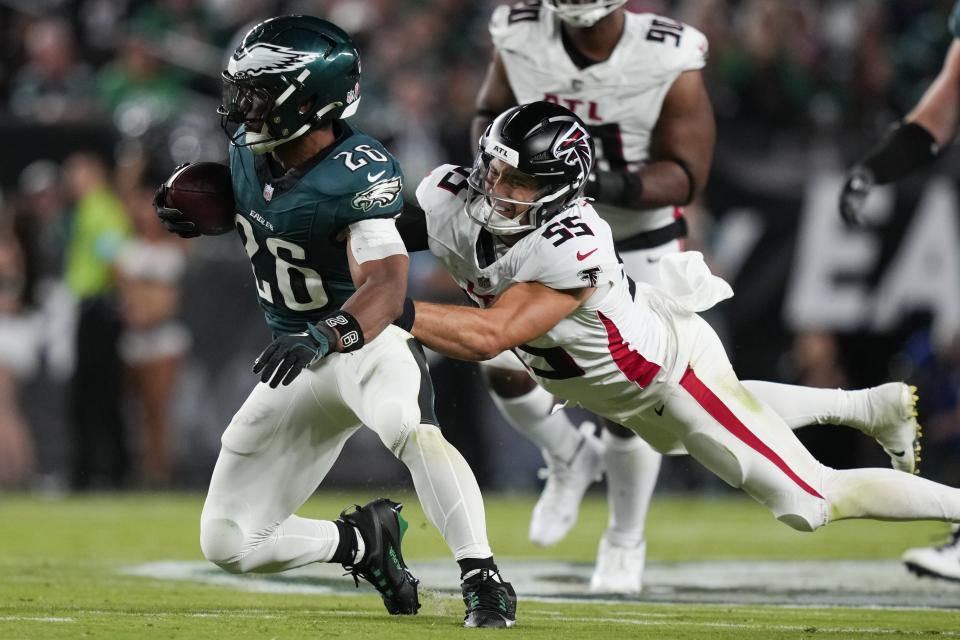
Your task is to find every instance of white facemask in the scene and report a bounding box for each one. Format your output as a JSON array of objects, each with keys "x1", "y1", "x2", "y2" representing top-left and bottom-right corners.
[{"x1": 544, "y1": 0, "x2": 627, "y2": 28}]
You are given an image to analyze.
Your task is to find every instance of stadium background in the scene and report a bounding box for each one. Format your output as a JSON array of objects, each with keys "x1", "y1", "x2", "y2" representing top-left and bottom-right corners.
[{"x1": 0, "y1": 0, "x2": 959, "y2": 497}]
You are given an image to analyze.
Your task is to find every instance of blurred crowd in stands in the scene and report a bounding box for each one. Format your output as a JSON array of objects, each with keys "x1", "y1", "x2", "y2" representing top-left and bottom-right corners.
[{"x1": 0, "y1": 0, "x2": 958, "y2": 493}]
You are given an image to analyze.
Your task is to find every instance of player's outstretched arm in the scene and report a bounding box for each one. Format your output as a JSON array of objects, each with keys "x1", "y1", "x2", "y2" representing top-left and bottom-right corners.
[
  {"x1": 411, "y1": 282, "x2": 591, "y2": 361},
  {"x1": 472, "y1": 50, "x2": 518, "y2": 148},
  {"x1": 840, "y1": 39, "x2": 960, "y2": 226}
]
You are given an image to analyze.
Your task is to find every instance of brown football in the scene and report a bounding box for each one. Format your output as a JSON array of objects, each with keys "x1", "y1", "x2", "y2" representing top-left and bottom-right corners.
[{"x1": 163, "y1": 162, "x2": 236, "y2": 236}]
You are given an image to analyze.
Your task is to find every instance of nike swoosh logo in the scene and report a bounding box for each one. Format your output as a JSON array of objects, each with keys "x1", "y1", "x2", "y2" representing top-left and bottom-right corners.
[
  {"x1": 577, "y1": 248, "x2": 598, "y2": 261},
  {"x1": 646, "y1": 256, "x2": 660, "y2": 264},
  {"x1": 654, "y1": 405, "x2": 665, "y2": 416},
  {"x1": 890, "y1": 450, "x2": 906, "y2": 457},
  {"x1": 367, "y1": 170, "x2": 386, "y2": 182}
]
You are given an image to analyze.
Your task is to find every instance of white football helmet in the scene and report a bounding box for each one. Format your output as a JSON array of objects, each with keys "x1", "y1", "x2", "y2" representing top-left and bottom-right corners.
[{"x1": 543, "y1": 0, "x2": 628, "y2": 28}]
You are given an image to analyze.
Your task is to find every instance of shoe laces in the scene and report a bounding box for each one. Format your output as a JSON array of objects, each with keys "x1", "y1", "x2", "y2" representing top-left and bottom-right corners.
[
  {"x1": 341, "y1": 555, "x2": 417, "y2": 594},
  {"x1": 463, "y1": 569, "x2": 510, "y2": 614}
]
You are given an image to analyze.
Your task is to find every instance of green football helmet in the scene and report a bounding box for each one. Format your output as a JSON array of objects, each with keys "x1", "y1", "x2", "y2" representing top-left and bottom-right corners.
[{"x1": 219, "y1": 15, "x2": 361, "y2": 154}]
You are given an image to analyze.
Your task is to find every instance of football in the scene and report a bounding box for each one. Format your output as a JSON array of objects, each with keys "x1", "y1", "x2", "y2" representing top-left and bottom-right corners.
[{"x1": 163, "y1": 162, "x2": 236, "y2": 235}]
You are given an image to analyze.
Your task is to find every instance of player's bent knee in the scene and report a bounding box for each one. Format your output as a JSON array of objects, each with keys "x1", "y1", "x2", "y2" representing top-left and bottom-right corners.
[
  {"x1": 369, "y1": 400, "x2": 421, "y2": 456},
  {"x1": 199, "y1": 517, "x2": 247, "y2": 573},
  {"x1": 776, "y1": 513, "x2": 819, "y2": 532},
  {"x1": 396, "y1": 422, "x2": 446, "y2": 463}
]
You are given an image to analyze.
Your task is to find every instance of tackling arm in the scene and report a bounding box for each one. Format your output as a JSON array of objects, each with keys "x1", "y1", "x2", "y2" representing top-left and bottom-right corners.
[
  {"x1": 412, "y1": 281, "x2": 592, "y2": 361},
  {"x1": 472, "y1": 50, "x2": 518, "y2": 147}
]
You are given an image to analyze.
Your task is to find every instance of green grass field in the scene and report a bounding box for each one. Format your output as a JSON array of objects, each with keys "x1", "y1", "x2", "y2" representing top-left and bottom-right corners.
[{"x1": 2, "y1": 491, "x2": 959, "y2": 639}]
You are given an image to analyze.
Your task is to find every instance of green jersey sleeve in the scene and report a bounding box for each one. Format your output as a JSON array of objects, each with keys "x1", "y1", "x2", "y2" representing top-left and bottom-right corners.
[
  {"x1": 326, "y1": 134, "x2": 405, "y2": 231},
  {"x1": 951, "y1": 0, "x2": 960, "y2": 38}
]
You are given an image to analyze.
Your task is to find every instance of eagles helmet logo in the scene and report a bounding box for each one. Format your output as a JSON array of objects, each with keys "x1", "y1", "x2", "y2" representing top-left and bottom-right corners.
[
  {"x1": 228, "y1": 42, "x2": 323, "y2": 78},
  {"x1": 552, "y1": 121, "x2": 593, "y2": 176},
  {"x1": 351, "y1": 176, "x2": 402, "y2": 212}
]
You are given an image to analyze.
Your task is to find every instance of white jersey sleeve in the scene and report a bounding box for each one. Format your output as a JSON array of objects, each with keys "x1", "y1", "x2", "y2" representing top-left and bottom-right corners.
[
  {"x1": 490, "y1": 2, "x2": 546, "y2": 53},
  {"x1": 514, "y1": 203, "x2": 622, "y2": 290},
  {"x1": 415, "y1": 163, "x2": 473, "y2": 261},
  {"x1": 636, "y1": 13, "x2": 708, "y2": 76}
]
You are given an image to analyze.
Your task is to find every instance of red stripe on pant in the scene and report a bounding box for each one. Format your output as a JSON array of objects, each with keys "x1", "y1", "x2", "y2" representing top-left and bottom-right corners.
[
  {"x1": 679, "y1": 366, "x2": 823, "y2": 499},
  {"x1": 598, "y1": 311, "x2": 660, "y2": 387}
]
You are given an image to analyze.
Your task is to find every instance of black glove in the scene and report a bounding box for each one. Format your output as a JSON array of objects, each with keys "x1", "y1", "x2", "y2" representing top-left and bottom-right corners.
[
  {"x1": 153, "y1": 165, "x2": 201, "y2": 238},
  {"x1": 392, "y1": 297, "x2": 416, "y2": 332},
  {"x1": 252, "y1": 324, "x2": 337, "y2": 388},
  {"x1": 838, "y1": 165, "x2": 874, "y2": 228}
]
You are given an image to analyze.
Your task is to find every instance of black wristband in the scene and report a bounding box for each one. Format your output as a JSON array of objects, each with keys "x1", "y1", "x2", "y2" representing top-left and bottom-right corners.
[
  {"x1": 317, "y1": 309, "x2": 365, "y2": 352},
  {"x1": 584, "y1": 170, "x2": 643, "y2": 207},
  {"x1": 393, "y1": 297, "x2": 416, "y2": 332},
  {"x1": 861, "y1": 121, "x2": 940, "y2": 185}
]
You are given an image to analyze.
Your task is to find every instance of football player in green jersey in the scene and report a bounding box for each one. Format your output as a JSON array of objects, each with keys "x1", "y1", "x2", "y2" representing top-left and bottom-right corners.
[
  {"x1": 839, "y1": 2, "x2": 960, "y2": 582},
  {"x1": 155, "y1": 16, "x2": 515, "y2": 627}
]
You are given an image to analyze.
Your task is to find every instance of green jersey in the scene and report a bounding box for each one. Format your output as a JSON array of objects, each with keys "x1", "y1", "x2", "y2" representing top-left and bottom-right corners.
[
  {"x1": 229, "y1": 121, "x2": 404, "y2": 334},
  {"x1": 952, "y1": 0, "x2": 960, "y2": 38}
]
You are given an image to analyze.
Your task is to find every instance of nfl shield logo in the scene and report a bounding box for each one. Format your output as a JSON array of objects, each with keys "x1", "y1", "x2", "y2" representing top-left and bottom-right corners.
[
  {"x1": 477, "y1": 276, "x2": 491, "y2": 288},
  {"x1": 263, "y1": 183, "x2": 274, "y2": 202}
]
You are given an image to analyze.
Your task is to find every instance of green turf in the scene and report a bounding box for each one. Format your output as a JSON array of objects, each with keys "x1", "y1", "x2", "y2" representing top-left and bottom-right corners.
[{"x1": 1, "y1": 492, "x2": 958, "y2": 639}]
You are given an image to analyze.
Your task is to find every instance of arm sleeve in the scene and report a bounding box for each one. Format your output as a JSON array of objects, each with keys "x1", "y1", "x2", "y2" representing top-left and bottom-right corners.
[{"x1": 395, "y1": 201, "x2": 429, "y2": 252}]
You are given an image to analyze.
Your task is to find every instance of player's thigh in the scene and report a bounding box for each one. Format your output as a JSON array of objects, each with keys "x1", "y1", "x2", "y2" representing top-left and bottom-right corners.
[
  {"x1": 659, "y1": 323, "x2": 827, "y2": 527},
  {"x1": 203, "y1": 360, "x2": 359, "y2": 528},
  {"x1": 338, "y1": 325, "x2": 437, "y2": 455},
  {"x1": 662, "y1": 373, "x2": 828, "y2": 529},
  {"x1": 618, "y1": 239, "x2": 681, "y2": 288}
]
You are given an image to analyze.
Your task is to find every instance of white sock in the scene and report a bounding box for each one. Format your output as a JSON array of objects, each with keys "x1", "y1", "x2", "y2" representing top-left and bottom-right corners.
[
  {"x1": 602, "y1": 428, "x2": 661, "y2": 548},
  {"x1": 742, "y1": 381, "x2": 870, "y2": 432},
  {"x1": 490, "y1": 385, "x2": 582, "y2": 463},
  {"x1": 399, "y1": 423, "x2": 492, "y2": 560},
  {"x1": 825, "y1": 466, "x2": 960, "y2": 523},
  {"x1": 353, "y1": 529, "x2": 366, "y2": 564}
]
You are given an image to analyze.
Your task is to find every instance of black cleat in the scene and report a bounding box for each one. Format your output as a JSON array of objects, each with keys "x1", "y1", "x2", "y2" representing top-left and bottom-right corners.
[
  {"x1": 338, "y1": 498, "x2": 420, "y2": 615},
  {"x1": 461, "y1": 568, "x2": 517, "y2": 628}
]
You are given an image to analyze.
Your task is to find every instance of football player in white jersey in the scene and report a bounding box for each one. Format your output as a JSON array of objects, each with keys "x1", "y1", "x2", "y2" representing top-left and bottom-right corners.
[
  {"x1": 397, "y1": 102, "x2": 960, "y2": 565},
  {"x1": 469, "y1": 0, "x2": 922, "y2": 593}
]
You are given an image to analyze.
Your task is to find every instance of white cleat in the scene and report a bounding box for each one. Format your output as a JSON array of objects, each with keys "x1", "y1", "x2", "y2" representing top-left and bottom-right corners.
[
  {"x1": 863, "y1": 382, "x2": 922, "y2": 474},
  {"x1": 903, "y1": 525, "x2": 960, "y2": 582},
  {"x1": 528, "y1": 422, "x2": 604, "y2": 547},
  {"x1": 589, "y1": 535, "x2": 645, "y2": 595}
]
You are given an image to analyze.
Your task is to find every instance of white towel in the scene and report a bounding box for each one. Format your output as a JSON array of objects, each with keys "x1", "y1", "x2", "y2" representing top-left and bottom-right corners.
[{"x1": 656, "y1": 251, "x2": 733, "y2": 313}]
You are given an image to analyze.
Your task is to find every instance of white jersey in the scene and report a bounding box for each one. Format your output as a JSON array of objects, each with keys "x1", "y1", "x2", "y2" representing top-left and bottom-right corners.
[
  {"x1": 417, "y1": 164, "x2": 703, "y2": 423},
  {"x1": 490, "y1": 3, "x2": 707, "y2": 241}
]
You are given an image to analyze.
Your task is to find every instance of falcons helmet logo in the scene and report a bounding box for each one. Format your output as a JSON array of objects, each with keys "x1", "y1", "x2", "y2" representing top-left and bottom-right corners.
[
  {"x1": 552, "y1": 121, "x2": 593, "y2": 176},
  {"x1": 228, "y1": 43, "x2": 322, "y2": 78}
]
